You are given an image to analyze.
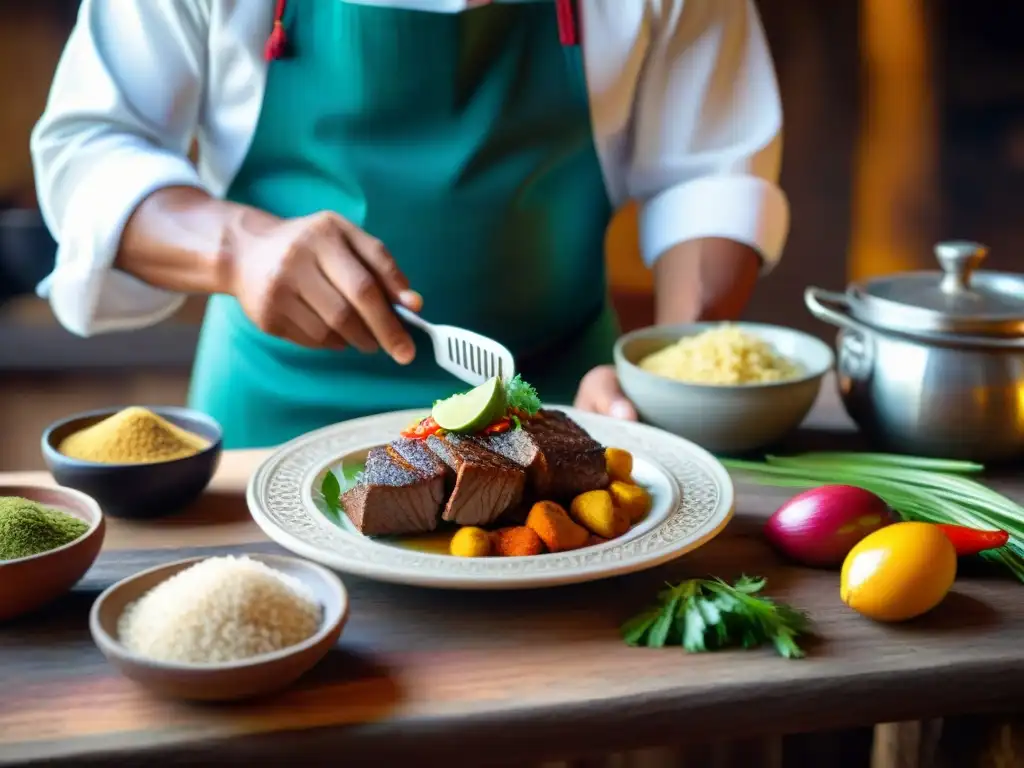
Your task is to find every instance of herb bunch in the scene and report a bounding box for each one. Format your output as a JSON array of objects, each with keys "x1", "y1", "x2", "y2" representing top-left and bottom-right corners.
[{"x1": 622, "y1": 576, "x2": 810, "y2": 659}]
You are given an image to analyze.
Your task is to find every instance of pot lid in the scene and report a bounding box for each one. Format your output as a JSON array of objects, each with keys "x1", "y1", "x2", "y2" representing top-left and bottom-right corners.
[{"x1": 850, "y1": 241, "x2": 1024, "y2": 338}]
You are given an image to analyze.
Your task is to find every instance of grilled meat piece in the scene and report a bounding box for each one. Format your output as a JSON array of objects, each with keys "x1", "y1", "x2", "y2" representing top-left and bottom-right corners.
[
  {"x1": 340, "y1": 439, "x2": 446, "y2": 536},
  {"x1": 531, "y1": 409, "x2": 610, "y2": 498},
  {"x1": 390, "y1": 437, "x2": 449, "y2": 483},
  {"x1": 480, "y1": 409, "x2": 608, "y2": 499},
  {"x1": 426, "y1": 432, "x2": 525, "y2": 526}
]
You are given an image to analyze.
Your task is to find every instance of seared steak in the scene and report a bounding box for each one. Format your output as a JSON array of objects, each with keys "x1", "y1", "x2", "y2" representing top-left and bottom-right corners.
[
  {"x1": 480, "y1": 409, "x2": 608, "y2": 499},
  {"x1": 426, "y1": 433, "x2": 525, "y2": 526},
  {"x1": 477, "y1": 428, "x2": 546, "y2": 492},
  {"x1": 340, "y1": 440, "x2": 446, "y2": 536},
  {"x1": 390, "y1": 437, "x2": 449, "y2": 483},
  {"x1": 340, "y1": 410, "x2": 606, "y2": 537}
]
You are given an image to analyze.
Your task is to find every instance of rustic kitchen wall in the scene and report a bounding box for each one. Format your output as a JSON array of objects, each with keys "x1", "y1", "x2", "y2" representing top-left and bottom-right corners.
[{"x1": 0, "y1": 2, "x2": 73, "y2": 208}]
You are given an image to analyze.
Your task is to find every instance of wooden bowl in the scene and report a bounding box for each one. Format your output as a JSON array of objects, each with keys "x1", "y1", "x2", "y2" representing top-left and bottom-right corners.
[
  {"x1": 89, "y1": 554, "x2": 349, "y2": 702},
  {"x1": 41, "y1": 406, "x2": 223, "y2": 519},
  {"x1": 0, "y1": 484, "x2": 105, "y2": 621}
]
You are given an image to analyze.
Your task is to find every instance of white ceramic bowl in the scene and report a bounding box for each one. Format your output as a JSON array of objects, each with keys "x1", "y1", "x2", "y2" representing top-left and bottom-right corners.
[{"x1": 614, "y1": 322, "x2": 834, "y2": 454}]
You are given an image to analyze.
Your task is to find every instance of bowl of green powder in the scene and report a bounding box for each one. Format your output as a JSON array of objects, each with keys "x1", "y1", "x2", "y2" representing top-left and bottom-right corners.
[{"x1": 0, "y1": 485, "x2": 105, "y2": 621}]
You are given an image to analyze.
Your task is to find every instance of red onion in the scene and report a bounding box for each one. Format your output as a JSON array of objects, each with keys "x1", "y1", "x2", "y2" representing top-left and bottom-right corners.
[{"x1": 764, "y1": 485, "x2": 894, "y2": 568}]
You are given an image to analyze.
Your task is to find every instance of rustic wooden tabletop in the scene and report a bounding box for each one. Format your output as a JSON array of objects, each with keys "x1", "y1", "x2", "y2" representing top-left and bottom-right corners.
[{"x1": 2, "y1": 383, "x2": 1024, "y2": 767}]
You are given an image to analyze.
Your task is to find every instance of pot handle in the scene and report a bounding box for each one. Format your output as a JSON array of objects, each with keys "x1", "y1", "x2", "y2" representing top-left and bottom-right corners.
[{"x1": 804, "y1": 287, "x2": 864, "y2": 332}]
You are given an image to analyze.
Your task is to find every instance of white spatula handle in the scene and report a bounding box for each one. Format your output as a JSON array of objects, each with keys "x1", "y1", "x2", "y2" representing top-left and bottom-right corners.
[{"x1": 393, "y1": 303, "x2": 431, "y2": 333}]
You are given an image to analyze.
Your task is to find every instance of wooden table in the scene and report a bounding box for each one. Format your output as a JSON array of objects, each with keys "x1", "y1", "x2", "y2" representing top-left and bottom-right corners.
[{"x1": 2, "y1": 384, "x2": 1023, "y2": 767}]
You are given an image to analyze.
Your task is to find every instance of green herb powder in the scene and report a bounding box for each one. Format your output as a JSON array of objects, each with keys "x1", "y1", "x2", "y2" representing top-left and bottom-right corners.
[{"x1": 0, "y1": 496, "x2": 89, "y2": 560}]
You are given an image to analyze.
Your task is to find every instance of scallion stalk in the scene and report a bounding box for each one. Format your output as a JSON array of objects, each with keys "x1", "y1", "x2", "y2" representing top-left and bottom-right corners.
[{"x1": 762, "y1": 452, "x2": 985, "y2": 474}]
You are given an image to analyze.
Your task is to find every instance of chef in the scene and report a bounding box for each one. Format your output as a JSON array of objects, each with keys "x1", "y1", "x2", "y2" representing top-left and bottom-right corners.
[{"x1": 32, "y1": 0, "x2": 788, "y2": 449}]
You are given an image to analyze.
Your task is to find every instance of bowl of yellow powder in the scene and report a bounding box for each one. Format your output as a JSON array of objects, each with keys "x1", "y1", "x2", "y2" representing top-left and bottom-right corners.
[
  {"x1": 0, "y1": 484, "x2": 105, "y2": 621},
  {"x1": 89, "y1": 553, "x2": 348, "y2": 701},
  {"x1": 614, "y1": 322, "x2": 834, "y2": 454},
  {"x1": 41, "y1": 406, "x2": 223, "y2": 519}
]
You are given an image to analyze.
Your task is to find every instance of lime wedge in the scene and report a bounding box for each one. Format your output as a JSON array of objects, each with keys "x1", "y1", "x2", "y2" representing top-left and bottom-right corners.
[{"x1": 431, "y1": 376, "x2": 507, "y2": 433}]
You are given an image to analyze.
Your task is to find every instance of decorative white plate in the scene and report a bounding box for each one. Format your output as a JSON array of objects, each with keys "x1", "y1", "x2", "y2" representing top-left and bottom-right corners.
[{"x1": 247, "y1": 407, "x2": 734, "y2": 590}]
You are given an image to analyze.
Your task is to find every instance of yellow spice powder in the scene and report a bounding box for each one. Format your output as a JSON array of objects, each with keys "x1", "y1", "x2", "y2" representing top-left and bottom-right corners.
[{"x1": 59, "y1": 407, "x2": 208, "y2": 464}]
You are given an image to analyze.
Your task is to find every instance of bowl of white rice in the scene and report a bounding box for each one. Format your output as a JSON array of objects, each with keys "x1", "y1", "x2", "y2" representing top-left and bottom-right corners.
[
  {"x1": 614, "y1": 322, "x2": 834, "y2": 454},
  {"x1": 89, "y1": 553, "x2": 348, "y2": 701}
]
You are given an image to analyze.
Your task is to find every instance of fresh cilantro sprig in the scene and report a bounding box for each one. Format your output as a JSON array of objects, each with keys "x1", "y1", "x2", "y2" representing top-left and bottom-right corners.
[
  {"x1": 504, "y1": 374, "x2": 541, "y2": 417},
  {"x1": 621, "y1": 576, "x2": 810, "y2": 659}
]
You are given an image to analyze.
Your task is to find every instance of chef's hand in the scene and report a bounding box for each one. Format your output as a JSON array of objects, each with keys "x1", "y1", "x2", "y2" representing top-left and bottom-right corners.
[
  {"x1": 574, "y1": 365, "x2": 638, "y2": 421},
  {"x1": 230, "y1": 210, "x2": 421, "y2": 363}
]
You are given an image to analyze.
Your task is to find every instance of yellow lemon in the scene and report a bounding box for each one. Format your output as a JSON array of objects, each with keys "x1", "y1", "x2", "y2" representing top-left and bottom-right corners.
[{"x1": 840, "y1": 521, "x2": 956, "y2": 622}]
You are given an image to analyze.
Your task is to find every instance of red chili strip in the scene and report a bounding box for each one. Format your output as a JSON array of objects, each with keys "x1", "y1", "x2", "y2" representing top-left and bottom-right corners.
[{"x1": 935, "y1": 524, "x2": 1010, "y2": 556}]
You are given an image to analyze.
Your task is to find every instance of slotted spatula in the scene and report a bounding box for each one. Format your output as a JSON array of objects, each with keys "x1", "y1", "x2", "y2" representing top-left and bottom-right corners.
[{"x1": 394, "y1": 304, "x2": 516, "y2": 386}]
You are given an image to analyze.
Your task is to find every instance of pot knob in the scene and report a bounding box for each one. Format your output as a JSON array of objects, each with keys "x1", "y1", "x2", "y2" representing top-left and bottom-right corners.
[{"x1": 935, "y1": 241, "x2": 988, "y2": 294}]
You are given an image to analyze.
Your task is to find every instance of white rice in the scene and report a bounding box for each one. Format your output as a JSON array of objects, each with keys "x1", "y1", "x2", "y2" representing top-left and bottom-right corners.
[{"x1": 117, "y1": 555, "x2": 322, "y2": 664}]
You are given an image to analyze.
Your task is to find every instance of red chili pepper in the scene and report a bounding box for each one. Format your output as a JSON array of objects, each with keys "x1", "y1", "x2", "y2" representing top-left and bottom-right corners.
[
  {"x1": 482, "y1": 418, "x2": 512, "y2": 435},
  {"x1": 935, "y1": 524, "x2": 1010, "y2": 556},
  {"x1": 400, "y1": 416, "x2": 441, "y2": 440}
]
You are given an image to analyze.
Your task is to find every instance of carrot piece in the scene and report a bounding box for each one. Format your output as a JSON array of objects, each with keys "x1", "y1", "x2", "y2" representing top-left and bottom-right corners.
[
  {"x1": 526, "y1": 501, "x2": 589, "y2": 552},
  {"x1": 492, "y1": 526, "x2": 545, "y2": 557}
]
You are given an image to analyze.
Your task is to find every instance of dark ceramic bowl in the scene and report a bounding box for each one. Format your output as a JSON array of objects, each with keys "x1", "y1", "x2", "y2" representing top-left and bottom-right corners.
[{"x1": 41, "y1": 406, "x2": 223, "y2": 520}]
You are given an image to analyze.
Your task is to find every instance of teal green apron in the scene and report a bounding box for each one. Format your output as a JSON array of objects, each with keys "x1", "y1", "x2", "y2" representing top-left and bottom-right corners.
[{"x1": 190, "y1": 1, "x2": 617, "y2": 449}]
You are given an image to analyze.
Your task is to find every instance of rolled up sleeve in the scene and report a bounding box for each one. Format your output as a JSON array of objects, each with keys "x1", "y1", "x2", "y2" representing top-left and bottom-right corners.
[
  {"x1": 627, "y1": 0, "x2": 789, "y2": 271},
  {"x1": 31, "y1": 0, "x2": 209, "y2": 336}
]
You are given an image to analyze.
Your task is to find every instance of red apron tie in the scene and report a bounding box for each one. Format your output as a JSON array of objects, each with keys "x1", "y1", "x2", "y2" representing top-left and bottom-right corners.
[
  {"x1": 555, "y1": 0, "x2": 580, "y2": 46},
  {"x1": 265, "y1": 0, "x2": 288, "y2": 61},
  {"x1": 267, "y1": 0, "x2": 577, "y2": 59}
]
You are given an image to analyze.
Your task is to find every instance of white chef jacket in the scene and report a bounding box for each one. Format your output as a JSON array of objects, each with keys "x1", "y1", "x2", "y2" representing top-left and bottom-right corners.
[{"x1": 31, "y1": 0, "x2": 789, "y2": 338}]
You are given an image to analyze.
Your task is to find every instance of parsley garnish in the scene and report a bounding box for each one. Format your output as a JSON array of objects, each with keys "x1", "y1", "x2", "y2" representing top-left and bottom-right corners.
[
  {"x1": 622, "y1": 576, "x2": 810, "y2": 659},
  {"x1": 504, "y1": 374, "x2": 541, "y2": 416}
]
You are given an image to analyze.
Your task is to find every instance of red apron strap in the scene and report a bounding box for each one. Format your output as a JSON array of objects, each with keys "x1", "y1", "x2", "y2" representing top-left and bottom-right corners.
[
  {"x1": 555, "y1": 0, "x2": 580, "y2": 47},
  {"x1": 265, "y1": 0, "x2": 289, "y2": 61}
]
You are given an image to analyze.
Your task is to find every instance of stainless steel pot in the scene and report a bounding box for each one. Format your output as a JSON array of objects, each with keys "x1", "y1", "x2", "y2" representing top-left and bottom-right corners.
[{"x1": 805, "y1": 241, "x2": 1024, "y2": 462}]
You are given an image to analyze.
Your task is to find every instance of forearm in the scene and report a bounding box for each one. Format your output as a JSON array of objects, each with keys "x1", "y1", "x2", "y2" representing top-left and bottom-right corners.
[
  {"x1": 652, "y1": 237, "x2": 761, "y2": 325},
  {"x1": 115, "y1": 186, "x2": 269, "y2": 297}
]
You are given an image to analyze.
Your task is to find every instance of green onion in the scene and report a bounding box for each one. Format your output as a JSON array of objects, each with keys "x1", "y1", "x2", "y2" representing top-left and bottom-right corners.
[
  {"x1": 722, "y1": 452, "x2": 1024, "y2": 582},
  {"x1": 759, "y1": 452, "x2": 985, "y2": 474}
]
